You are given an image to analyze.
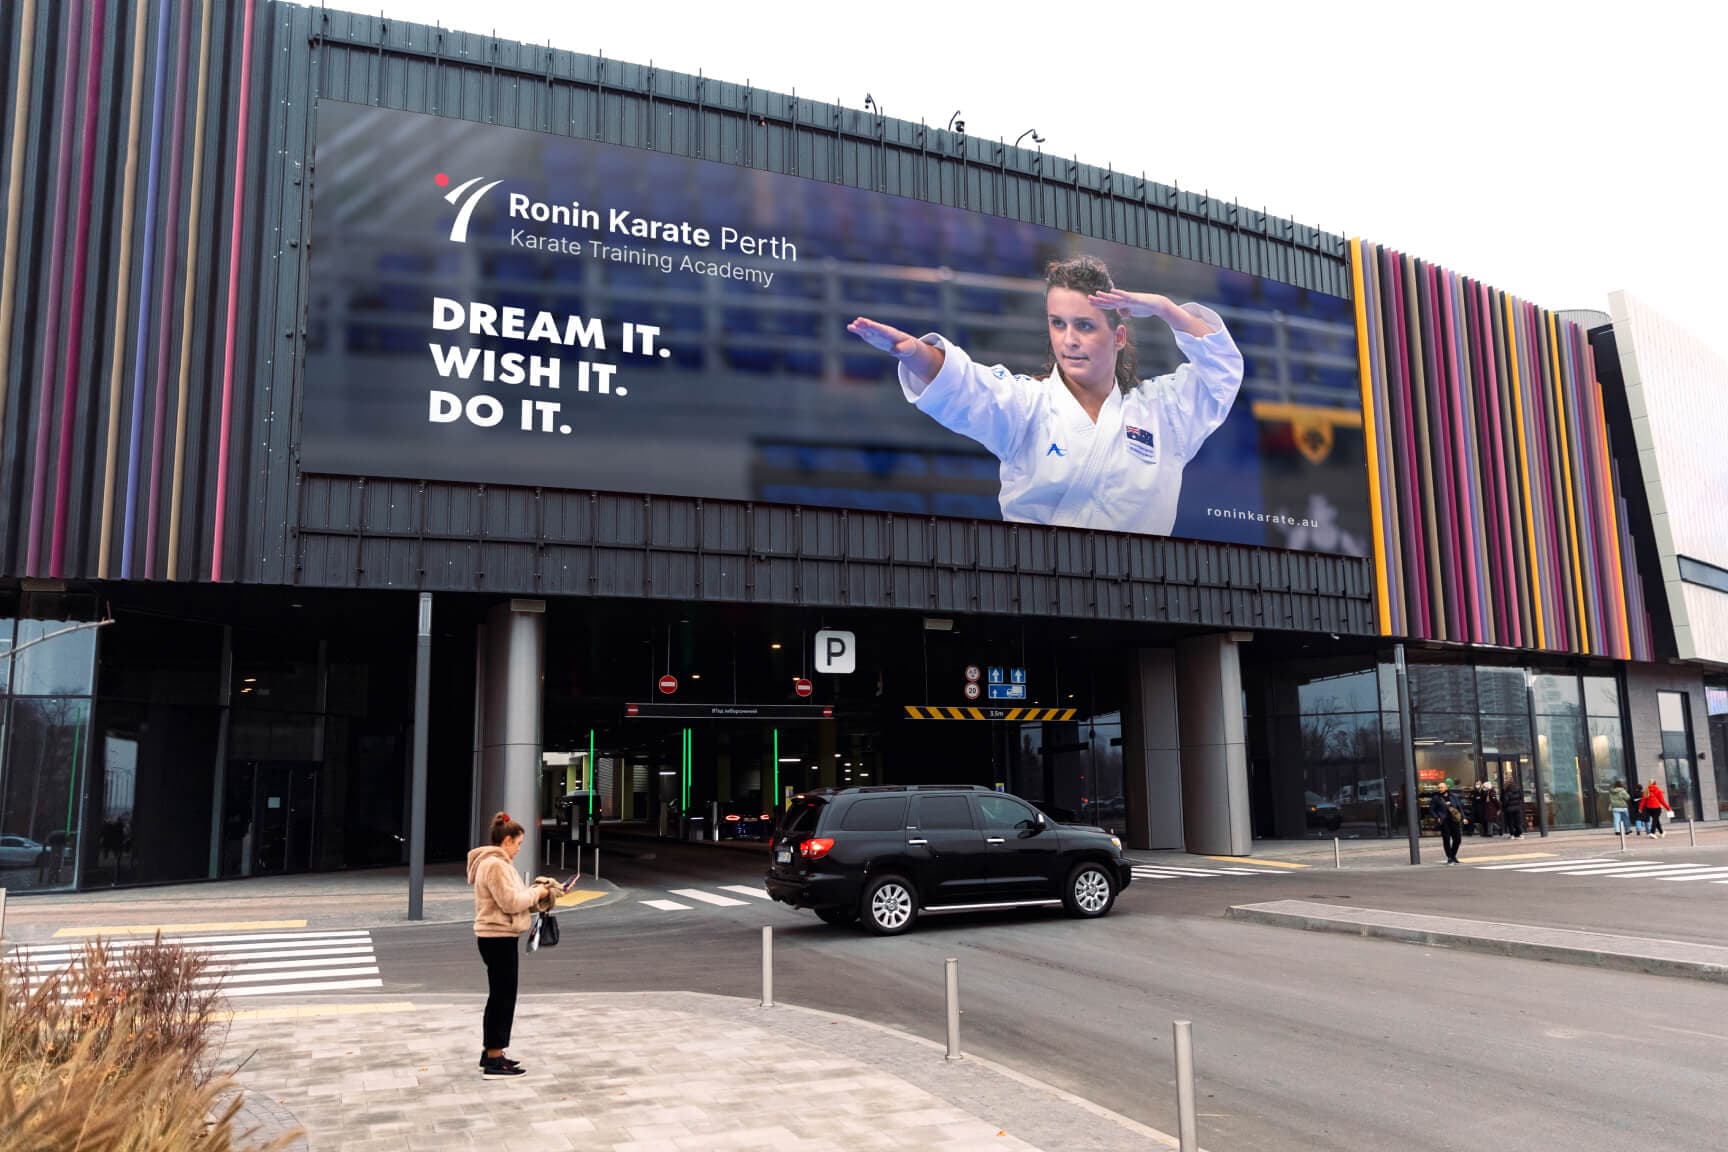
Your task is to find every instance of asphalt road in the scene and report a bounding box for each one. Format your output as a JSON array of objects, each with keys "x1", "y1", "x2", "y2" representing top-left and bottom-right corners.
[{"x1": 374, "y1": 836, "x2": 1728, "y2": 1152}]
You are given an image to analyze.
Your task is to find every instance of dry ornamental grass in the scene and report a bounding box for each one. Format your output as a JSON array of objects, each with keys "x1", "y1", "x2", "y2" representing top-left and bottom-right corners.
[{"x1": 0, "y1": 936, "x2": 302, "y2": 1151}]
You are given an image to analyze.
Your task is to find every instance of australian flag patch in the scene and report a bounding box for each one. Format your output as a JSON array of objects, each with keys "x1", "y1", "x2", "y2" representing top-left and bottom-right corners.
[{"x1": 1125, "y1": 424, "x2": 1157, "y2": 461}]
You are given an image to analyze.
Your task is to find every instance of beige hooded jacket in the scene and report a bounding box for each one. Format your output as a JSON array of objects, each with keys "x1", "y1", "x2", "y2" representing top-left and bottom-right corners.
[{"x1": 467, "y1": 845, "x2": 560, "y2": 938}]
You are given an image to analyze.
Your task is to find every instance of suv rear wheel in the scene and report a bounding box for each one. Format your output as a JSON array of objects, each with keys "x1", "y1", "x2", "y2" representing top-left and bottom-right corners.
[
  {"x1": 861, "y1": 874, "x2": 918, "y2": 936},
  {"x1": 1063, "y1": 862, "x2": 1117, "y2": 918},
  {"x1": 815, "y1": 906, "x2": 859, "y2": 927}
]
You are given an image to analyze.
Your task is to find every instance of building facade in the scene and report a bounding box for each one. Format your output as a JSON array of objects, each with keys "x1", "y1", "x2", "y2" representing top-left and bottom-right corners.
[{"x1": 0, "y1": 1, "x2": 1720, "y2": 894}]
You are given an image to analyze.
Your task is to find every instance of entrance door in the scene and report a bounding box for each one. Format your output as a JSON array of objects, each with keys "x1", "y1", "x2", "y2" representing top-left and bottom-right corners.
[
  {"x1": 246, "y1": 761, "x2": 319, "y2": 876},
  {"x1": 1658, "y1": 692, "x2": 1702, "y2": 820}
]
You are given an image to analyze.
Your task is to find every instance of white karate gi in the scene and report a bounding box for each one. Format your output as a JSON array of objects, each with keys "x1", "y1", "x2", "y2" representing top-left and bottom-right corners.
[{"x1": 898, "y1": 304, "x2": 1244, "y2": 534}]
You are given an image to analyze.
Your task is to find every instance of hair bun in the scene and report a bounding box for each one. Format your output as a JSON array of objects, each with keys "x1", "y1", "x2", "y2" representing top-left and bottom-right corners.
[{"x1": 494, "y1": 811, "x2": 511, "y2": 824}]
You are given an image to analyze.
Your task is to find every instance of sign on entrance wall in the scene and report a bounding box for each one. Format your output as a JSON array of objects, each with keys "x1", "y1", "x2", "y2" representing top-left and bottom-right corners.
[
  {"x1": 658, "y1": 674, "x2": 678, "y2": 695},
  {"x1": 814, "y1": 630, "x2": 855, "y2": 674},
  {"x1": 299, "y1": 101, "x2": 1370, "y2": 555}
]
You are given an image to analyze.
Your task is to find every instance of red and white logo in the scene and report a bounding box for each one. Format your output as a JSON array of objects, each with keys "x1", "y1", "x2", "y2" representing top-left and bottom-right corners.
[
  {"x1": 658, "y1": 674, "x2": 678, "y2": 695},
  {"x1": 435, "y1": 172, "x2": 501, "y2": 244}
]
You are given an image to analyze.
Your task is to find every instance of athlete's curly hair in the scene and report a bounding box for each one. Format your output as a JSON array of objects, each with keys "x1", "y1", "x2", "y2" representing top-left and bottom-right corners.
[{"x1": 1043, "y1": 255, "x2": 1140, "y2": 392}]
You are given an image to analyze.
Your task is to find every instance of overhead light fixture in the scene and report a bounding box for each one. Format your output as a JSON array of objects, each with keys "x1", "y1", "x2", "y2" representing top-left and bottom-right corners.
[
  {"x1": 946, "y1": 111, "x2": 965, "y2": 133},
  {"x1": 242, "y1": 677, "x2": 257, "y2": 684},
  {"x1": 1015, "y1": 128, "x2": 1045, "y2": 147},
  {"x1": 691, "y1": 673, "x2": 702, "y2": 680},
  {"x1": 778, "y1": 757, "x2": 801, "y2": 763},
  {"x1": 923, "y1": 617, "x2": 954, "y2": 632},
  {"x1": 770, "y1": 642, "x2": 782, "y2": 650}
]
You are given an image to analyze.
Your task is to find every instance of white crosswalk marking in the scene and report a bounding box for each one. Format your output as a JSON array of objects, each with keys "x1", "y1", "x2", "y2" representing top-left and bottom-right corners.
[
  {"x1": 667, "y1": 888, "x2": 749, "y2": 907},
  {"x1": 719, "y1": 885, "x2": 773, "y2": 900},
  {"x1": 8, "y1": 928, "x2": 381, "y2": 999},
  {"x1": 1130, "y1": 864, "x2": 1287, "y2": 881},
  {"x1": 641, "y1": 899, "x2": 693, "y2": 911},
  {"x1": 1476, "y1": 858, "x2": 1728, "y2": 889}
]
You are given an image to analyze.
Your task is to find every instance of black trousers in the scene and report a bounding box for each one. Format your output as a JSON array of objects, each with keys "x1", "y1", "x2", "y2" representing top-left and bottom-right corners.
[
  {"x1": 1504, "y1": 808, "x2": 1525, "y2": 837},
  {"x1": 1440, "y1": 822, "x2": 1462, "y2": 862},
  {"x1": 478, "y1": 935, "x2": 520, "y2": 1051},
  {"x1": 1647, "y1": 808, "x2": 1664, "y2": 835}
]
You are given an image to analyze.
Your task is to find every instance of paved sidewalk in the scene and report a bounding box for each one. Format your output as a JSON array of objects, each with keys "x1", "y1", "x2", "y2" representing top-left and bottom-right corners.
[
  {"x1": 1179, "y1": 820, "x2": 1728, "y2": 868},
  {"x1": 222, "y1": 991, "x2": 1184, "y2": 1151},
  {"x1": 1226, "y1": 899, "x2": 1728, "y2": 984}
]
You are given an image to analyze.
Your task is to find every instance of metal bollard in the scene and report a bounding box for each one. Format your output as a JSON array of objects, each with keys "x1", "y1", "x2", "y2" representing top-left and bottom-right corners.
[
  {"x1": 1619, "y1": 827, "x2": 1626, "y2": 852},
  {"x1": 0, "y1": 887, "x2": 7, "y2": 944},
  {"x1": 944, "y1": 957, "x2": 961, "y2": 1060},
  {"x1": 1173, "y1": 1020, "x2": 1198, "y2": 1152},
  {"x1": 761, "y1": 926, "x2": 774, "y2": 1007},
  {"x1": 560, "y1": 841, "x2": 566, "y2": 870},
  {"x1": 593, "y1": 849, "x2": 600, "y2": 882},
  {"x1": 1689, "y1": 818, "x2": 1697, "y2": 847},
  {"x1": 1333, "y1": 837, "x2": 1341, "y2": 868}
]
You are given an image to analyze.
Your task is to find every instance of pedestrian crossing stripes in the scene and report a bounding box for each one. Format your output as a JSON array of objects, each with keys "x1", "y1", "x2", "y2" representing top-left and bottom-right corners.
[
  {"x1": 1477, "y1": 858, "x2": 1728, "y2": 883},
  {"x1": 1130, "y1": 863, "x2": 1291, "y2": 880},
  {"x1": 5, "y1": 928, "x2": 382, "y2": 998},
  {"x1": 641, "y1": 884, "x2": 776, "y2": 912}
]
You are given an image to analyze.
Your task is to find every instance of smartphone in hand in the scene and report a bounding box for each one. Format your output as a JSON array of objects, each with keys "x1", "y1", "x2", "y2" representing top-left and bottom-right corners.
[{"x1": 562, "y1": 874, "x2": 580, "y2": 892}]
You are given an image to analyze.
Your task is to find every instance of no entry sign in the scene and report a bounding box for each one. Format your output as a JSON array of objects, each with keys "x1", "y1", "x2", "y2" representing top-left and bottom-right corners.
[{"x1": 658, "y1": 674, "x2": 678, "y2": 695}]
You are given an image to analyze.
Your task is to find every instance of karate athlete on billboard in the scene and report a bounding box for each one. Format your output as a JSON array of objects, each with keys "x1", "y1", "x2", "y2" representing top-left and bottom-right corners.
[{"x1": 847, "y1": 255, "x2": 1244, "y2": 535}]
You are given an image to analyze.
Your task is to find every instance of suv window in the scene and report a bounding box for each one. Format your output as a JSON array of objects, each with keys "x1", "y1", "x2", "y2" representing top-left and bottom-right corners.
[
  {"x1": 839, "y1": 797, "x2": 908, "y2": 832},
  {"x1": 977, "y1": 795, "x2": 1040, "y2": 832},
  {"x1": 779, "y1": 801, "x2": 824, "y2": 835},
  {"x1": 914, "y1": 795, "x2": 974, "y2": 830}
]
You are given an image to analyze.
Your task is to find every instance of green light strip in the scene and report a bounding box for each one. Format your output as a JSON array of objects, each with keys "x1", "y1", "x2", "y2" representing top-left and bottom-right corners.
[
  {"x1": 772, "y1": 727, "x2": 780, "y2": 812},
  {"x1": 587, "y1": 728, "x2": 596, "y2": 818}
]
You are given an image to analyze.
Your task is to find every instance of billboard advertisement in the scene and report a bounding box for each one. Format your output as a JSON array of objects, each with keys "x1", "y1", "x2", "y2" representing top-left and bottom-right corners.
[{"x1": 302, "y1": 101, "x2": 1369, "y2": 554}]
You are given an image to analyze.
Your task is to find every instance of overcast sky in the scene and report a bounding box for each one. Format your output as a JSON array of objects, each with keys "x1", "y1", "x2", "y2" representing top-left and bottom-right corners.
[{"x1": 362, "y1": 0, "x2": 1728, "y2": 366}]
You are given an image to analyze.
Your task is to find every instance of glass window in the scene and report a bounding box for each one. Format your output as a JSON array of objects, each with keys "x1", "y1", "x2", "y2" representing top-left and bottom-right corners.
[
  {"x1": 0, "y1": 616, "x2": 13, "y2": 693},
  {"x1": 1296, "y1": 669, "x2": 1379, "y2": 716},
  {"x1": 1536, "y1": 712, "x2": 1587, "y2": 827},
  {"x1": 1377, "y1": 663, "x2": 1399, "y2": 712},
  {"x1": 1413, "y1": 711, "x2": 1478, "y2": 831},
  {"x1": 1532, "y1": 673, "x2": 1582, "y2": 715},
  {"x1": 1479, "y1": 714, "x2": 1532, "y2": 758},
  {"x1": 83, "y1": 702, "x2": 220, "y2": 887},
  {"x1": 915, "y1": 795, "x2": 974, "y2": 830},
  {"x1": 977, "y1": 794, "x2": 1040, "y2": 832},
  {"x1": 1583, "y1": 676, "x2": 1621, "y2": 718},
  {"x1": 1411, "y1": 665, "x2": 1476, "y2": 714},
  {"x1": 12, "y1": 619, "x2": 97, "y2": 696},
  {"x1": 1587, "y1": 717, "x2": 1627, "y2": 825},
  {"x1": 839, "y1": 797, "x2": 908, "y2": 832},
  {"x1": 1657, "y1": 691, "x2": 1687, "y2": 735},
  {"x1": 0, "y1": 696, "x2": 91, "y2": 891},
  {"x1": 1298, "y1": 712, "x2": 1385, "y2": 838},
  {"x1": 1475, "y1": 667, "x2": 1528, "y2": 715}
]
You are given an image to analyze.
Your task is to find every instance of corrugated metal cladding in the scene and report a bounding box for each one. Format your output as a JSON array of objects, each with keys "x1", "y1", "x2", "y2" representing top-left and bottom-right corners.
[{"x1": 0, "y1": 1, "x2": 1370, "y2": 631}]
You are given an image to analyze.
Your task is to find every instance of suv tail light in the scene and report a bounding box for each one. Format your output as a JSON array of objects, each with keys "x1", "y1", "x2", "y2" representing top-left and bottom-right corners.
[{"x1": 799, "y1": 837, "x2": 835, "y2": 860}]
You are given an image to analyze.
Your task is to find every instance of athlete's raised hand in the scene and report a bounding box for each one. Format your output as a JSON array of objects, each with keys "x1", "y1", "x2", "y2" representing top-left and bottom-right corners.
[
  {"x1": 848, "y1": 316, "x2": 945, "y2": 384},
  {"x1": 1087, "y1": 289, "x2": 1218, "y2": 337}
]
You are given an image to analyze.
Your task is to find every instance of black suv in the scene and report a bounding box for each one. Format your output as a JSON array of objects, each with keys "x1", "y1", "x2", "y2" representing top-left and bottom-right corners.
[{"x1": 765, "y1": 785, "x2": 1133, "y2": 935}]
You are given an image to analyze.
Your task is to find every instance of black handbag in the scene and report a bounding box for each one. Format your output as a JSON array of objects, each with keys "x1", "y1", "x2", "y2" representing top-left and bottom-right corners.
[{"x1": 535, "y1": 909, "x2": 560, "y2": 948}]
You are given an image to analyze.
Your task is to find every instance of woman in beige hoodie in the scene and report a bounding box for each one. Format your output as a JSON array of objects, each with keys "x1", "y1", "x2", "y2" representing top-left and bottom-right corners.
[{"x1": 467, "y1": 812, "x2": 561, "y2": 1077}]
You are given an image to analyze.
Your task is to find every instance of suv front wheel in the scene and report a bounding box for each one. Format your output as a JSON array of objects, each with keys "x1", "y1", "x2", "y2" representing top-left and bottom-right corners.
[
  {"x1": 861, "y1": 874, "x2": 918, "y2": 936},
  {"x1": 1062, "y1": 862, "x2": 1117, "y2": 918}
]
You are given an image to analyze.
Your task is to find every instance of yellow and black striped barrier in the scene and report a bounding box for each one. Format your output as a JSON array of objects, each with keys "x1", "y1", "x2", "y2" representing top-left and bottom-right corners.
[{"x1": 903, "y1": 705, "x2": 1078, "y2": 721}]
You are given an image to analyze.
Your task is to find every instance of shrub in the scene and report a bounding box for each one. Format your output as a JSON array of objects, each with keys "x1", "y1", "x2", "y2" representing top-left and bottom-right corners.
[{"x1": 0, "y1": 936, "x2": 301, "y2": 1150}]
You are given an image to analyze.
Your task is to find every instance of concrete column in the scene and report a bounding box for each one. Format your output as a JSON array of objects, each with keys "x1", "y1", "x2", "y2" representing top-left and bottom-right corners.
[
  {"x1": 1177, "y1": 634, "x2": 1252, "y2": 857},
  {"x1": 1123, "y1": 648, "x2": 1183, "y2": 850},
  {"x1": 479, "y1": 600, "x2": 546, "y2": 873}
]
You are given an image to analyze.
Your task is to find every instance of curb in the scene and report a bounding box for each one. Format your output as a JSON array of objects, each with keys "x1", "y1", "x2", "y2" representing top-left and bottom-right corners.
[{"x1": 1225, "y1": 901, "x2": 1728, "y2": 985}]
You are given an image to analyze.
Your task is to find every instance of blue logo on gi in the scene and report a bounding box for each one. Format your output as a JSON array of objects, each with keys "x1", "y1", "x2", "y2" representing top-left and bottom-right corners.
[{"x1": 1046, "y1": 442, "x2": 1066, "y2": 457}]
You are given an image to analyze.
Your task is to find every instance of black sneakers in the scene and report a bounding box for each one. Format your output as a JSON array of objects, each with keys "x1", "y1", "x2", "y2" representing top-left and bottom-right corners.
[{"x1": 480, "y1": 1054, "x2": 525, "y2": 1077}]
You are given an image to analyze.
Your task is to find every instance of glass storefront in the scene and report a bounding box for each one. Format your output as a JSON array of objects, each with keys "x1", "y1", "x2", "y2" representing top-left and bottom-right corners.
[
  {"x1": 1256, "y1": 655, "x2": 1633, "y2": 840},
  {"x1": 0, "y1": 599, "x2": 99, "y2": 893}
]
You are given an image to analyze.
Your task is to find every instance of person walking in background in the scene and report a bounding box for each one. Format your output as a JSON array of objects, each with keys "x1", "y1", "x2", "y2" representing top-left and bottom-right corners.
[
  {"x1": 1430, "y1": 781, "x2": 1465, "y2": 865},
  {"x1": 1470, "y1": 781, "x2": 1490, "y2": 837},
  {"x1": 1640, "y1": 779, "x2": 1670, "y2": 839},
  {"x1": 1485, "y1": 787, "x2": 1502, "y2": 837},
  {"x1": 1501, "y1": 778, "x2": 1526, "y2": 839},
  {"x1": 1608, "y1": 779, "x2": 1633, "y2": 836},
  {"x1": 468, "y1": 811, "x2": 563, "y2": 1077}
]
